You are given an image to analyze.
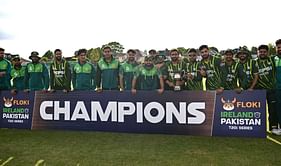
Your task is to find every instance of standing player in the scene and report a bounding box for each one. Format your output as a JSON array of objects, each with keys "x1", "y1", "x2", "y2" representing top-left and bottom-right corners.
[
  {"x1": 236, "y1": 48, "x2": 259, "y2": 90},
  {"x1": 72, "y1": 49, "x2": 96, "y2": 90},
  {"x1": 220, "y1": 49, "x2": 245, "y2": 92},
  {"x1": 24, "y1": 51, "x2": 49, "y2": 91},
  {"x1": 274, "y1": 39, "x2": 281, "y2": 135},
  {"x1": 184, "y1": 48, "x2": 203, "y2": 90},
  {"x1": 96, "y1": 46, "x2": 119, "y2": 91},
  {"x1": 0, "y1": 48, "x2": 11, "y2": 90},
  {"x1": 119, "y1": 49, "x2": 139, "y2": 91},
  {"x1": 199, "y1": 45, "x2": 223, "y2": 92},
  {"x1": 256, "y1": 45, "x2": 278, "y2": 135},
  {"x1": 50, "y1": 49, "x2": 71, "y2": 92},
  {"x1": 131, "y1": 56, "x2": 164, "y2": 94},
  {"x1": 165, "y1": 49, "x2": 186, "y2": 91},
  {"x1": 10, "y1": 55, "x2": 25, "y2": 94}
]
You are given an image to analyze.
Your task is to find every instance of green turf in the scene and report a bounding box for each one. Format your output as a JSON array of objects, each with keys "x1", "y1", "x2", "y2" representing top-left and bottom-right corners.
[{"x1": 0, "y1": 129, "x2": 280, "y2": 166}]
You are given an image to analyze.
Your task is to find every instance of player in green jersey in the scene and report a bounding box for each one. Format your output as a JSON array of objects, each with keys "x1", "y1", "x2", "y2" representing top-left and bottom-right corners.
[
  {"x1": 24, "y1": 51, "x2": 49, "y2": 92},
  {"x1": 236, "y1": 48, "x2": 259, "y2": 90},
  {"x1": 199, "y1": 45, "x2": 223, "y2": 92},
  {"x1": 0, "y1": 48, "x2": 11, "y2": 90},
  {"x1": 165, "y1": 49, "x2": 186, "y2": 91},
  {"x1": 10, "y1": 55, "x2": 25, "y2": 94},
  {"x1": 184, "y1": 48, "x2": 203, "y2": 90},
  {"x1": 131, "y1": 56, "x2": 164, "y2": 94},
  {"x1": 72, "y1": 49, "x2": 96, "y2": 90},
  {"x1": 50, "y1": 49, "x2": 71, "y2": 92},
  {"x1": 96, "y1": 46, "x2": 120, "y2": 91},
  {"x1": 273, "y1": 39, "x2": 281, "y2": 135},
  {"x1": 220, "y1": 49, "x2": 245, "y2": 93},
  {"x1": 256, "y1": 45, "x2": 278, "y2": 134},
  {"x1": 119, "y1": 49, "x2": 139, "y2": 91}
]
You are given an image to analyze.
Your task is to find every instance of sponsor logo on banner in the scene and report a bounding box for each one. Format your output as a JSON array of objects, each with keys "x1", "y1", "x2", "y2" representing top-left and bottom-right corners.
[
  {"x1": 2, "y1": 96, "x2": 31, "y2": 124},
  {"x1": 212, "y1": 90, "x2": 266, "y2": 138}
]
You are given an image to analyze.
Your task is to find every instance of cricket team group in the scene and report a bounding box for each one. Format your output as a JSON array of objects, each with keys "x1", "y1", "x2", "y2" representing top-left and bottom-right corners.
[{"x1": 0, "y1": 39, "x2": 281, "y2": 135}]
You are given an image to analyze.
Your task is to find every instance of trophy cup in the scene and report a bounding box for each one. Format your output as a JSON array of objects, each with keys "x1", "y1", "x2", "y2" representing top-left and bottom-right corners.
[{"x1": 174, "y1": 70, "x2": 184, "y2": 91}]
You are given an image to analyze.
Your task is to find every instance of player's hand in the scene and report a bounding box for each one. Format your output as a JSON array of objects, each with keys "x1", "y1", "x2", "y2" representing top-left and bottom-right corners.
[
  {"x1": 235, "y1": 88, "x2": 242, "y2": 94},
  {"x1": 167, "y1": 81, "x2": 175, "y2": 88},
  {"x1": 24, "y1": 89, "x2": 30, "y2": 93},
  {"x1": 131, "y1": 89, "x2": 137, "y2": 95},
  {"x1": 157, "y1": 88, "x2": 164, "y2": 94},
  {"x1": 247, "y1": 88, "x2": 254, "y2": 91},
  {"x1": 96, "y1": 88, "x2": 102, "y2": 93},
  {"x1": 216, "y1": 88, "x2": 224, "y2": 95},
  {"x1": 11, "y1": 89, "x2": 17, "y2": 95},
  {"x1": 63, "y1": 89, "x2": 68, "y2": 93},
  {"x1": 50, "y1": 89, "x2": 55, "y2": 93}
]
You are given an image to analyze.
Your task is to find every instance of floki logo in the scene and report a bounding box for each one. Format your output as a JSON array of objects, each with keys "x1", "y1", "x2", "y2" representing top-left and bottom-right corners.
[
  {"x1": 221, "y1": 97, "x2": 236, "y2": 111},
  {"x1": 3, "y1": 97, "x2": 13, "y2": 107},
  {"x1": 221, "y1": 97, "x2": 261, "y2": 110}
]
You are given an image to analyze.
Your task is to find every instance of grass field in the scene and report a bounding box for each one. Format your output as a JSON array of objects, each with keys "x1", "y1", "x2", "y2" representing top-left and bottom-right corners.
[{"x1": 0, "y1": 129, "x2": 280, "y2": 166}]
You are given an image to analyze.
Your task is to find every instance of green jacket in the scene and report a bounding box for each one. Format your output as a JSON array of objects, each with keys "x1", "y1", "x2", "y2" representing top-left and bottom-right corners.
[
  {"x1": 0, "y1": 58, "x2": 11, "y2": 90},
  {"x1": 10, "y1": 65, "x2": 26, "y2": 90},
  {"x1": 72, "y1": 62, "x2": 96, "y2": 90},
  {"x1": 96, "y1": 58, "x2": 119, "y2": 89},
  {"x1": 50, "y1": 59, "x2": 71, "y2": 90},
  {"x1": 119, "y1": 61, "x2": 139, "y2": 90},
  {"x1": 24, "y1": 62, "x2": 49, "y2": 90},
  {"x1": 134, "y1": 65, "x2": 161, "y2": 90}
]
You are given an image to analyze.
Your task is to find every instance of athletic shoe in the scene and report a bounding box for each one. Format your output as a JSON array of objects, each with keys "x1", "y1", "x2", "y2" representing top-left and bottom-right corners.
[{"x1": 271, "y1": 129, "x2": 281, "y2": 135}]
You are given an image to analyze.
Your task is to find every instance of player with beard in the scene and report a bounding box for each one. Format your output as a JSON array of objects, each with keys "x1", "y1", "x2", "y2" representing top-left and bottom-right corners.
[
  {"x1": 236, "y1": 48, "x2": 259, "y2": 90},
  {"x1": 220, "y1": 49, "x2": 245, "y2": 93},
  {"x1": 199, "y1": 45, "x2": 223, "y2": 93},
  {"x1": 50, "y1": 49, "x2": 71, "y2": 92},
  {"x1": 10, "y1": 55, "x2": 25, "y2": 94},
  {"x1": 256, "y1": 45, "x2": 278, "y2": 135},
  {"x1": 184, "y1": 48, "x2": 203, "y2": 90},
  {"x1": 24, "y1": 51, "x2": 49, "y2": 92},
  {"x1": 165, "y1": 49, "x2": 186, "y2": 91},
  {"x1": 119, "y1": 49, "x2": 139, "y2": 91},
  {"x1": 0, "y1": 48, "x2": 11, "y2": 90},
  {"x1": 131, "y1": 56, "x2": 164, "y2": 94}
]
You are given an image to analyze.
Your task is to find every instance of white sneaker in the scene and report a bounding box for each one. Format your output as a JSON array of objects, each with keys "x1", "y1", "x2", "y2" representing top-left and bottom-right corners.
[{"x1": 271, "y1": 129, "x2": 281, "y2": 135}]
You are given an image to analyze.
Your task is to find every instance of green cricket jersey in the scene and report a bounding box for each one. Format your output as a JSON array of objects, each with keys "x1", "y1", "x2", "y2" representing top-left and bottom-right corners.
[
  {"x1": 0, "y1": 58, "x2": 11, "y2": 90},
  {"x1": 256, "y1": 56, "x2": 276, "y2": 90},
  {"x1": 274, "y1": 55, "x2": 281, "y2": 89},
  {"x1": 257, "y1": 57, "x2": 276, "y2": 89},
  {"x1": 184, "y1": 61, "x2": 203, "y2": 90},
  {"x1": 134, "y1": 65, "x2": 161, "y2": 90},
  {"x1": 24, "y1": 62, "x2": 49, "y2": 90},
  {"x1": 119, "y1": 61, "x2": 139, "y2": 90},
  {"x1": 72, "y1": 62, "x2": 96, "y2": 90},
  {"x1": 238, "y1": 59, "x2": 258, "y2": 89},
  {"x1": 220, "y1": 61, "x2": 245, "y2": 90},
  {"x1": 50, "y1": 59, "x2": 71, "y2": 90},
  {"x1": 201, "y1": 56, "x2": 222, "y2": 90},
  {"x1": 96, "y1": 58, "x2": 119, "y2": 90},
  {"x1": 10, "y1": 65, "x2": 26, "y2": 90}
]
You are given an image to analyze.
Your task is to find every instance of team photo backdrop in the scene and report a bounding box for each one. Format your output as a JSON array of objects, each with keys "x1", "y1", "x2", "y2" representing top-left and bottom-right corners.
[{"x1": 0, "y1": 90, "x2": 266, "y2": 138}]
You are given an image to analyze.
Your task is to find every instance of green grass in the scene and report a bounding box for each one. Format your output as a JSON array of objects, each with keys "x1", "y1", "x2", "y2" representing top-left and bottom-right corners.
[{"x1": 0, "y1": 129, "x2": 280, "y2": 166}]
